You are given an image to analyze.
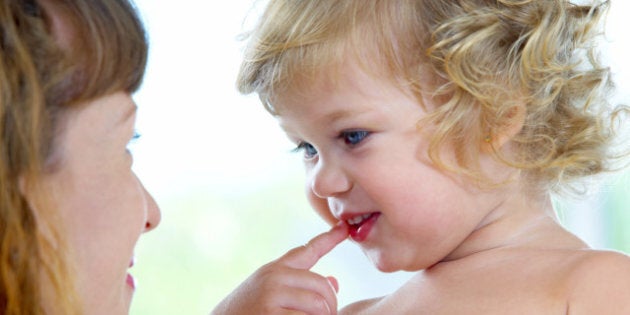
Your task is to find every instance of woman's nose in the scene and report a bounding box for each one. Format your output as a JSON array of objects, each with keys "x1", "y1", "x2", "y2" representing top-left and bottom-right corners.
[
  {"x1": 141, "y1": 183, "x2": 161, "y2": 232},
  {"x1": 309, "y1": 159, "x2": 351, "y2": 198}
]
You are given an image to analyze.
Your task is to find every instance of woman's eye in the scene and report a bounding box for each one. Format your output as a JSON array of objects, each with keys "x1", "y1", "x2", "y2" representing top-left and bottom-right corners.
[
  {"x1": 292, "y1": 141, "x2": 318, "y2": 159},
  {"x1": 126, "y1": 130, "x2": 141, "y2": 153},
  {"x1": 131, "y1": 130, "x2": 142, "y2": 141},
  {"x1": 340, "y1": 130, "x2": 370, "y2": 146}
]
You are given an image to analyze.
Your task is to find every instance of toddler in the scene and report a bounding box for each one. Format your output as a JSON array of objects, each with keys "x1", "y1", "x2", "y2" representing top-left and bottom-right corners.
[{"x1": 214, "y1": 0, "x2": 630, "y2": 314}]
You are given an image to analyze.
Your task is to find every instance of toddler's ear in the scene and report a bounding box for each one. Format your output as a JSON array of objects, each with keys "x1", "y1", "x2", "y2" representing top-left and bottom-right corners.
[{"x1": 485, "y1": 104, "x2": 525, "y2": 152}]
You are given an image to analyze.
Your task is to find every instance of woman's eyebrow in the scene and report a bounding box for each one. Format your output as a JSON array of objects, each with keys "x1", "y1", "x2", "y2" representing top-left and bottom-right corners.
[{"x1": 118, "y1": 104, "x2": 138, "y2": 126}]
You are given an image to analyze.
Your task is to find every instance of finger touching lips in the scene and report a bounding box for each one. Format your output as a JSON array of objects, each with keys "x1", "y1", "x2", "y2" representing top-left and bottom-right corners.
[{"x1": 283, "y1": 222, "x2": 349, "y2": 270}]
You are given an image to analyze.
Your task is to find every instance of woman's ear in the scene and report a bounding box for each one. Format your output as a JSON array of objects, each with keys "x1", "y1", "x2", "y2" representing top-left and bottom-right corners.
[
  {"x1": 18, "y1": 175, "x2": 30, "y2": 198},
  {"x1": 484, "y1": 104, "x2": 526, "y2": 152},
  {"x1": 18, "y1": 174, "x2": 40, "y2": 215}
]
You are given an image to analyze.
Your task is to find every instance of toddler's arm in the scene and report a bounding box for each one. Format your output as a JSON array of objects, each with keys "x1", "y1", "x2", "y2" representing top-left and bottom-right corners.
[{"x1": 211, "y1": 223, "x2": 348, "y2": 315}]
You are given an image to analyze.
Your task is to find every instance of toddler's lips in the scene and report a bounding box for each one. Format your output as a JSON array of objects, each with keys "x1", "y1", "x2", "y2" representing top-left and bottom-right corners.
[{"x1": 347, "y1": 212, "x2": 380, "y2": 242}]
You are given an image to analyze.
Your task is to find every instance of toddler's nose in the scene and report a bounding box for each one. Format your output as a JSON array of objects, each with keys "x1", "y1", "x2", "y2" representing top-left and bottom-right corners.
[{"x1": 309, "y1": 158, "x2": 351, "y2": 198}]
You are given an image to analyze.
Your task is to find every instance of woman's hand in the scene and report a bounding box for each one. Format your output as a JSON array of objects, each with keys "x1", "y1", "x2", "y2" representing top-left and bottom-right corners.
[{"x1": 211, "y1": 222, "x2": 349, "y2": 315}]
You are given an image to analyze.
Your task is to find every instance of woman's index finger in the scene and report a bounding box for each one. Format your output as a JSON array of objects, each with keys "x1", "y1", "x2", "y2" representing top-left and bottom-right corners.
[{"x1": 282, "y1": 222, "x2": 349, "y2": 270}]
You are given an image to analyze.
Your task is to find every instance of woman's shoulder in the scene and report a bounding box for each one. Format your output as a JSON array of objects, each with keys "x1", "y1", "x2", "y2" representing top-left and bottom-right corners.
[{"x1": 565, "y1": 249, "x2": 630, "y2": 314}]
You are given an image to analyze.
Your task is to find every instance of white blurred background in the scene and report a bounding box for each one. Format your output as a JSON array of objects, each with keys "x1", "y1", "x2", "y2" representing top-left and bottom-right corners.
[{"x1": 129, "y1": 1, "x2": 630, "y2": 314}]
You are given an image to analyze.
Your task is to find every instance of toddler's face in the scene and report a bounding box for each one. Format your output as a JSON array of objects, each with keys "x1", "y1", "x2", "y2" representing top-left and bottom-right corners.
[{"x1": 276, "y1": 64, "x2": 502, "y2": 272}]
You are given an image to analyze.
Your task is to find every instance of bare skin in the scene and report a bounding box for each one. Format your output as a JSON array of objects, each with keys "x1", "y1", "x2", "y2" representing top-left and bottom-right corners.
[
  {"x1": 339, "y1": 201, "x2": 630, "y2": 315},
  {"x1": 212, "y1": 194, "x2": 630, "y2": 315},
  {"x1": 217, "y1": 61, "x2": 630, "y2": 315},
  {"x1": 211, "y1": 223, "x2": 349, "y2": 315},
  {"x1": 272, "y1": 63, "x2": 630, "y2": 315}
]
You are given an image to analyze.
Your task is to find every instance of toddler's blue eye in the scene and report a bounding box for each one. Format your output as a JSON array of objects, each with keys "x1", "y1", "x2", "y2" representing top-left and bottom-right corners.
[
  {"x1": 292, "y1": 142, "x2": 318, "y2": 159},
  {"x1": 341, "y1": 130, "x2": 369, "y2": 146}
]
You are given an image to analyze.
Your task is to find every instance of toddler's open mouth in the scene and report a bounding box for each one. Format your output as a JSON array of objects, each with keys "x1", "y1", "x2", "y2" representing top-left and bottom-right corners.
[{"x1": 347, "y1": 212, "x2": 380, "y2": 242}]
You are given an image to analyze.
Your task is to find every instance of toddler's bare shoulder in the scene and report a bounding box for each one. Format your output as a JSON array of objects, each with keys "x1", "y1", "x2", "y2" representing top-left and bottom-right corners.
[
  {"x1": 339, "y1": 296, "x2": 382, "y2": 315},
  {"x1": 568, "y1": 249, "x2": 630, "y2": 278},
  {"x1": 565, "y1": 249, "x2": 630, "y2": 314}
]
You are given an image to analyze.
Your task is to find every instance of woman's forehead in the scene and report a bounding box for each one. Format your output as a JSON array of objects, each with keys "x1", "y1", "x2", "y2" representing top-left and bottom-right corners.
[{"x1": 37, "y1": 0, "x2": 75, "y2": 49}]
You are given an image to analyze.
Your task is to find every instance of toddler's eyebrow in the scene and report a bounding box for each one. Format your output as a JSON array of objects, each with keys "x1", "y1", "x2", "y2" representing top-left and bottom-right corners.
[{"x1": 323, "y1": 109, "x2": 369, "y2": 125}]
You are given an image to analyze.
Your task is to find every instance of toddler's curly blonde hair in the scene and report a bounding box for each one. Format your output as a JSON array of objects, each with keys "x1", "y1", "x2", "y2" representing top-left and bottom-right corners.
[{"x1": 238, "y1": 0, "x2": 624, "y2": 194}]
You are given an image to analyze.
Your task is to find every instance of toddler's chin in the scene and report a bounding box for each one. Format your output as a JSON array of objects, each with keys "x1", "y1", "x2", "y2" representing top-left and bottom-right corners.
[{"x1": 362, "y1": 249, "x2": 400, "y2": 273}]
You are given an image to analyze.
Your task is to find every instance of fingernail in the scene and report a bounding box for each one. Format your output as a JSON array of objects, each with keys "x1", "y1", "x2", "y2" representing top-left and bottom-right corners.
[
  {"x1": 332, "y1": 221, "x2": 349, "y2": 235},
  {"x1": 327, "y1": 276, "x2": 339, "y2": 294}
]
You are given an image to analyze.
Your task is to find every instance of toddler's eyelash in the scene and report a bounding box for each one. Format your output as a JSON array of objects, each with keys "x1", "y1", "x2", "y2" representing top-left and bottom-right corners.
[
  {"x1": 290, "y1": 142, "x2": 309, "y2": 153},
  {"x1": 291, "y1": 141, "x2": 318, "y2": 158},
  {"x1": 290, "y1": 143, "x2": 302, "y2": 154}
]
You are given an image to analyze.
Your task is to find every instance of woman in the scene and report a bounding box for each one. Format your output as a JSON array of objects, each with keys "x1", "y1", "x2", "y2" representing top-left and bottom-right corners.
[{"x1": 0, "y1": 0, "x2": 160, "y2": 314}]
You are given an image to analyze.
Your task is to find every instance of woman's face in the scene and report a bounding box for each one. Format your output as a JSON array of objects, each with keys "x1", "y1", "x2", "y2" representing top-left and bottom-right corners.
[{"x1": 40, "y1": 92, "x2": 161, "y2": 314}]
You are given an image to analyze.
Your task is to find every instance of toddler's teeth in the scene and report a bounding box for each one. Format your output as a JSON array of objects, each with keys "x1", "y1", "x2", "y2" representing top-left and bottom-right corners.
[{"x1": 347, "y1": 213, "x2": 372, "y2": 226}]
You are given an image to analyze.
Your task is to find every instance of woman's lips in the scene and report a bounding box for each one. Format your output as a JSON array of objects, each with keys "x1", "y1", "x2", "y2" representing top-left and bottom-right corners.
[
  {"x1": 126, "y1": 257, "x2": 135, "y2": 290},
  {"x1": 347, "y1": 212, "x2": 380, "y2": 242},
  {"x1": 126, "y1": 273, "x2": 135, "y2": 290}
]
